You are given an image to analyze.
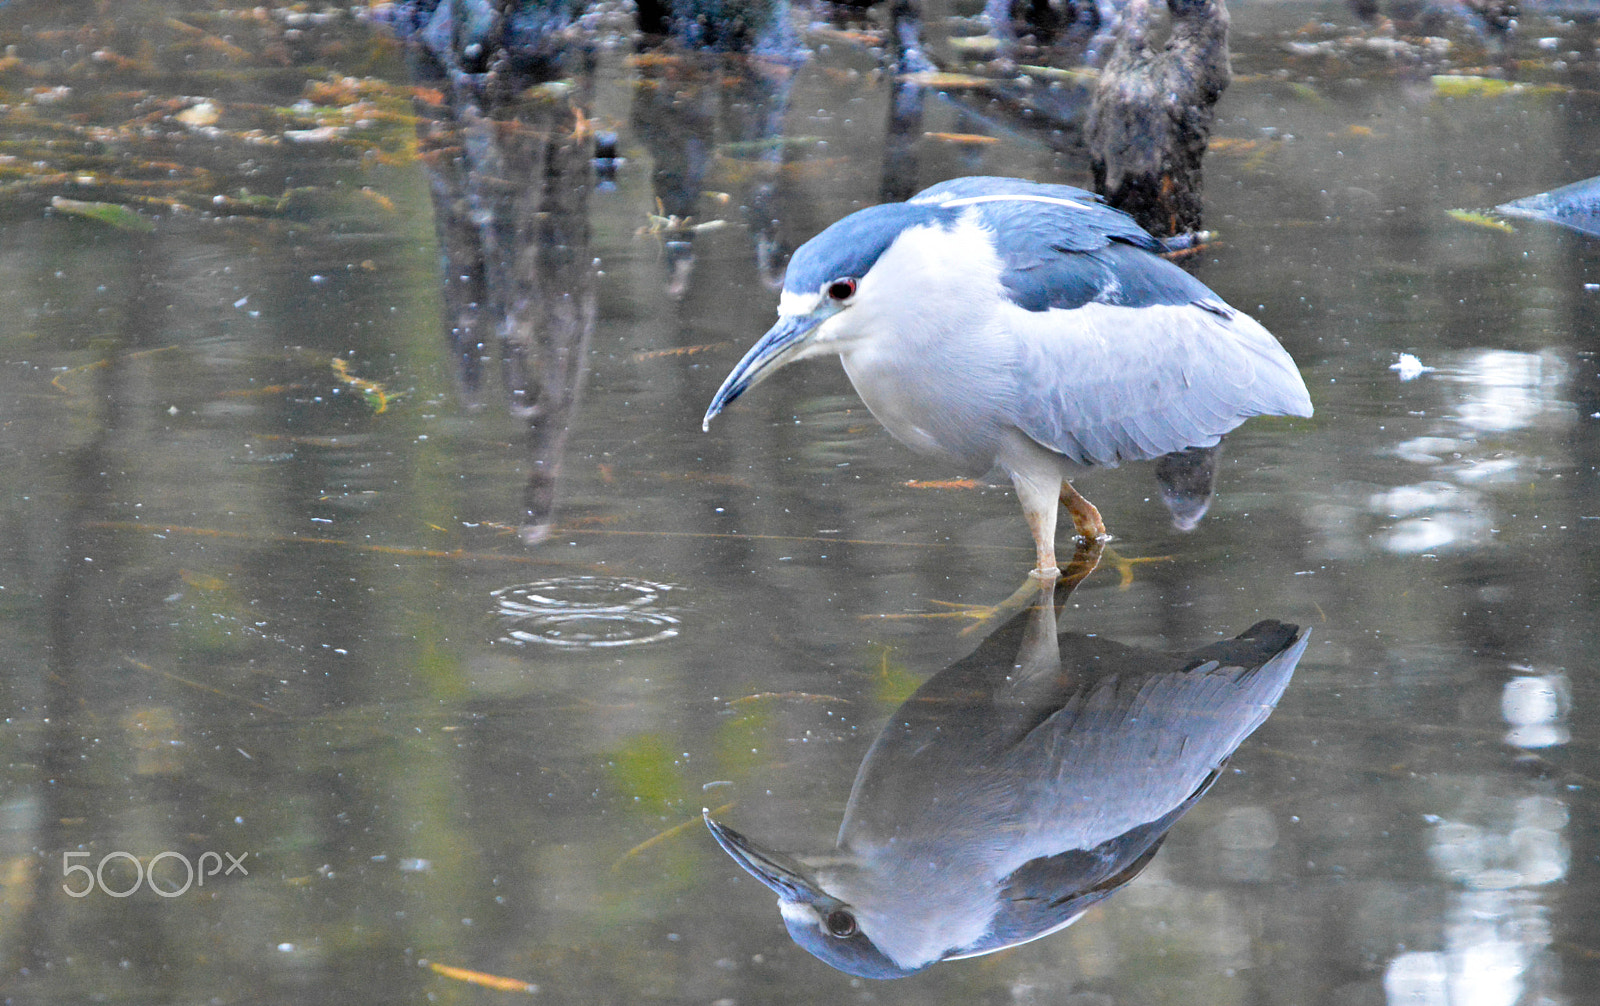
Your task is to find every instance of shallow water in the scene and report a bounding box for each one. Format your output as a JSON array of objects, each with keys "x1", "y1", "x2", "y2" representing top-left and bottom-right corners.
[{"x1": 0, "y1": 1, "x2": 1598, "y2": 1002}]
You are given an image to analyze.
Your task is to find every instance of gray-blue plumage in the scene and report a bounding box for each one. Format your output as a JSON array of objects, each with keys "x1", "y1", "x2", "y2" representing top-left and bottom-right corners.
[
  {"x1": 704, "y1": 175, "x2": 1313, "y2": 577},
  {"x1": 705, "y1": 606, "x2": 1309, "y2": 979},
  {"x1": 783, "y1": 202, "x2": 958, "y2": 295},
  {"x1": 912, "y1": 177, "x2": 1214, "y2": 314}
]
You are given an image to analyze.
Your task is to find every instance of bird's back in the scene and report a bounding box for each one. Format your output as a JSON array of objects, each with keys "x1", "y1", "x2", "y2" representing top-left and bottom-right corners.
[{"x1": 903, "y1": 178, "x2": 1313, "y2": 468}]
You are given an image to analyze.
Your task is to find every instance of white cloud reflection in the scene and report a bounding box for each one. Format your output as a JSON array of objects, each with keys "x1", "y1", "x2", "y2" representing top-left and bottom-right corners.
[
  {"x1": 1368, "y1": 481, "x2": 1491, "y2": 553},
  {"x1": 1501, "y1": 672, "x2": 1571, "y2": 749},
  {"x1": 1382, "y1": 668, "x2": 1570, "y2": 1006},
  {"x1": 1374, "y1": 349, "x2": 1574, "y2": 555},
  {"x1": 1447, "y1": 350, "x2": 1570, "y2": 434},
  {"x1": 1385, "y1": 792, "x2": 1567, "y2": 1006}
]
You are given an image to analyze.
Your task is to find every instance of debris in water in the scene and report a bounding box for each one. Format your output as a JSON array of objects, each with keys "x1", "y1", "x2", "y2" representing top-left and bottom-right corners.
[{"x1": 1391, "y1": 354, "x2": 1434, "y2": 381}]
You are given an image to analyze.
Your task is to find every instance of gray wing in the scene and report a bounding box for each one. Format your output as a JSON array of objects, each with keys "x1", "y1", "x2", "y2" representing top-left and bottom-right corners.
[
  {"x1": 1006, "y1": 623, "x2": 1308, "y2": 849},
  {"x1": 915, "y1": 183, "x2": 1312, "y2": 464},
  {"x1": 966, "y1": 776, "x2": 1209, "y2": 957},
  {"x1": 913, "y1": 176, "x2": 1165, "y2": 260},
  {"x1": 1005, "y1": 295, "x2": 1314, "y2": 466},
  {"x1": 966, "y1": 630, "x2": 1305, "y2": 954},
  {"x1": 915, "y1": 183, "x2": 1312, "y2": 463}
]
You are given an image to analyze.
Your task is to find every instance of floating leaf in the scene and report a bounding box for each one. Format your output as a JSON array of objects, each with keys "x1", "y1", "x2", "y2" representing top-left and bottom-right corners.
[
  {"x1": 1446, "y1": 208, "x2": 1516, "y2": 233},
  {"x1": 923, "y1": 132, "x2": 999, "y2": 145},
  {"x1": 49, "y1": 196, "x2": 154, "y2": 232},
  {"x1": 607, "y1": 733, "x2": 688, "y2": 809},
  {"x1": 873, "y1": 649, "x2": 920, "y2": 707},
  {"x1": 1286, "y1": 81, "x2": 1326, "y2": 104},
  {"x1": 1018, "y1": 64, "x2": 1097, "y2": 83},
  {"x1": 904, "y1": 478, "x2": 982, "y2": 490},
  {"x1": 631, "y1": 341, "x2": 733, "y2": 362},
  {"x1": 428, "y1": 963, "x2": 537, "y2": 994},
  {"x1": 1208, "y1": 137, "x2": 1262, "y2": 155},
  {"x1": 901, "y1": 71, "x2": 993, "y2": 88},
  {"x1": 330, "y1": 357, "x2": 394, "y2": 413},
  {"x1": 1432, "y1": 74, "x2": 1564, "y2": 98},
  {"x1": 718, "y1": 135, "x2": 825, "y2": 156},
  {"x1": 611, "y1": 802, "x2": 735, "y2": 870},
  {"x1": 807, "y1": 27, "x2": 887, "y2": 46},
  {"x1": 948, "y1": 35, "x2": 1001, "y2": 54}
]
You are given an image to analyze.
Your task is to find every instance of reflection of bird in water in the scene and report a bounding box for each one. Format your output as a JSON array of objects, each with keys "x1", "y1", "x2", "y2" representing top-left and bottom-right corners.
[
  {"x1": 706, "y1": 600, "x2": 1309, "y2": 979},
  {"x1": 1496, "y1": 175, "x2": 1600, "y2": 239},
  {"x1": 702, "y1": 176, "x2": 1312, "y2": 579},
  {"x1": 1155, "y1": 442, "x2": 1219, "y2": 531}
]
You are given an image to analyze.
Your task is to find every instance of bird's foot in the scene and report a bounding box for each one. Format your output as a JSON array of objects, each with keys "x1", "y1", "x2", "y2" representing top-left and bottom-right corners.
[
  {"x1": 1060, "y1": 481, "x2": 1106, "y2": 542},
  {"x1": 957, "y1": 578, "x2": 1055, "y2": 636},
  {"x1": 860, "y1": 598, "x2": 1015, "y2": 624},
  {"x1": 1057, "y1": 537, "x2": 1105, "y2": 592},
  {"x1": 1101, "y1": 545, "x2": 1175, "y2": 589},
  {"x1": 959, "y1": 539, "x2": 1106, "y2": 636}
]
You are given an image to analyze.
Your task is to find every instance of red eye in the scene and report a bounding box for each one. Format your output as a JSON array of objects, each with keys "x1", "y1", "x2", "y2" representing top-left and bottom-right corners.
[{"x1": 827, "y1": 278, "x2": 857, "y2": 301}]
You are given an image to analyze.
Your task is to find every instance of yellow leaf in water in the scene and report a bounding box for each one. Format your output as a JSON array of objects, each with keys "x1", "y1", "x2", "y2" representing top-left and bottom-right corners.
[
  {"x1": 179, "y1": 569, "x2": 228, "y2": 591},
  {"x1": 329, "y1": 357, "x2": 394, "y2": 413},
  {"x1": 1208, "y1": 137, "x2": 1262, "y2": 155},
  {"x1": 948, "y1": 35, "x2": 1001, "y2": 54},
  {"x1": 429, "y1": 963, "x2": 538, "y2": 994},
  {"x1": 1446, "y1": 209, "x2": 1516, "y2": 233},
  {"x1": 923, "y1": 132, "x2": 999, "y2": 145},
  {"x1": 50, "y1": 197, "x2": 154, "y2": 232},
  {"x1": 807, "y1": 26, "x2": 887, "y2": 46},
  {"x1": 904, "y1": 478, "x2": 982, "y2": 490},
  {"x1": 1018, "y1": 64, "x2": 1097, "y2": 83},
  {"x1": 1432, "y1": 75, "x2": 1564, "y2": 98},
  {"x1": 356, "y1": 187, "x2": 395, "y2": 212},
  {"x1": 901, "y1": 71, "x2": 993, "y2": 88}
]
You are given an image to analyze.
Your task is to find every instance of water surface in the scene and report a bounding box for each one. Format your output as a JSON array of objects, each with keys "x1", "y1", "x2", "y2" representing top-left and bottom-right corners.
[{"x1": 0, "y1": 1, "x2": 1596, "y2": 1003}]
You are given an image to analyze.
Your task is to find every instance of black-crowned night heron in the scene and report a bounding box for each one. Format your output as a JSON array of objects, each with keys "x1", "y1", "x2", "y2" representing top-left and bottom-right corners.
[
  {"x1": 705, "y1": 607, "x2": 1309, "y2": 979},
  {"x1": 702, "y1": 176, "x2": 1313, "y2": 578}
]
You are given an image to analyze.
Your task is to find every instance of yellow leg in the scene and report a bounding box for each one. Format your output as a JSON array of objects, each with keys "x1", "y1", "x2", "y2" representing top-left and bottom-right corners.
[
  {"x1": 1056, "y1": 537, "x2": 1105, "y2": 594},
  {"x1": 957, "y1": 537, "x2": 1105, "y2": 637},
  {"x1": 1060, "y1": 480, "x2": 1106, "y2": 542}
]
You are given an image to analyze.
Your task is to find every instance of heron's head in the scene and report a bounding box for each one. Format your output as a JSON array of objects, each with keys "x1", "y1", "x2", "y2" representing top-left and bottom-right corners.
[
  {"x1": 703, "y1": 810, "x2": 925, "y2": 979},
  {"x1": 701, "y1": 201, "x2": 954, "y2": 430}
]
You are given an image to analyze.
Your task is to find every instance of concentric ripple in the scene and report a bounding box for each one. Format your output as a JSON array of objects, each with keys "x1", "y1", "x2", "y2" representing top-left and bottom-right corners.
[{"x1": 491, "y1": 577, "x2": 680, "y2": 649}]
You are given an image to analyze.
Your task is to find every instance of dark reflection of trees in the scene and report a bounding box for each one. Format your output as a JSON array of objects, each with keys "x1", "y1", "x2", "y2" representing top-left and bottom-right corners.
[
  {"x1": 2, "y1": 232, "x2": 423, "y2": 1000},
  {"x1": 18, "y1": 265, "x2": 145, "y2": 987},
  {"x1": 406, "y1": 28, "x2": 598, "y2": 542},
  {"x1": 630, "y1": 48, "x2": 797, "y2": 297},
  {"x1": 635, "y1": 0, "x2": 799, "y2": 52},
  {"x1": 707, "y1": 564, "x2": 1307, "y2": 978},
  {"x1": 878, "y1": 0, "x2": 932, "y2": 204}
]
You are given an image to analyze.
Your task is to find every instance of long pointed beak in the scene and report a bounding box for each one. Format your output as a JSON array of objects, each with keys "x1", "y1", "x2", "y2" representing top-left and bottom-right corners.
[
  {"x1": 701, "y1": 312, "x2": 825, "y2": 431},
  {"x1": 703, "y1": 809, "x2": 826, "y2": 902}
]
